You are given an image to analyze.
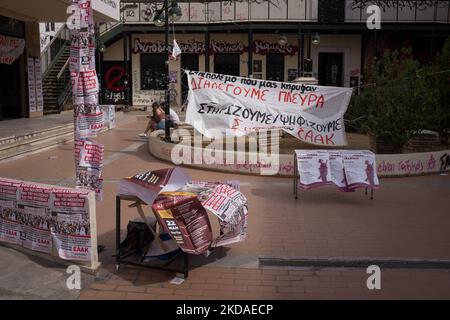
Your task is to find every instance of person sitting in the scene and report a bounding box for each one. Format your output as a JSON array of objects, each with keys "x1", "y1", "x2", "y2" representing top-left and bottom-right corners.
[
  {"x1": 165, "y1": 102, "x2": 180, "y2": 130},
  {"x1": 138, "y1": 102, "x2": 180, "y2": 137},
  {"x1": 139, "y1": 102, "x2": 166, "y2": 138}
]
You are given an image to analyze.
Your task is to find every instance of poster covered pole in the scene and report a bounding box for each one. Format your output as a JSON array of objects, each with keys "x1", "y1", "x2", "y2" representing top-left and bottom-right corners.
[{"x1": 164, "y1": 0, "x2": 171, "y2": 142}]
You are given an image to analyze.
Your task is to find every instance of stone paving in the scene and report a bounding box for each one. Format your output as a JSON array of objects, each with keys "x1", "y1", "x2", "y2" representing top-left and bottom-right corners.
[{"x1": 0, "y1": 113, "x2": 449, "y2": 299}]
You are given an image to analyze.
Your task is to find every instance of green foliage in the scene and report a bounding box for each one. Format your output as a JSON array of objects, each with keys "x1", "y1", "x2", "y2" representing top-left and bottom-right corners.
[
  {"x1": 424, "y1": 37, "x2": 450, "y2": 146},
  {"x1": 348, "y1": 47, "x2": 427, "y2": 153}
]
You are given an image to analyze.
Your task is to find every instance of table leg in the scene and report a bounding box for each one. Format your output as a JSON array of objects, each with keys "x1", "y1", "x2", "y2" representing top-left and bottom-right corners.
[
  {"x1": 294, "y1": 155, "x2": 298, "y2": 200},
  {"x1": 184, "y1": 253, "x2": 189, "y2": 278},
  {"x1": 115, "y1": 196, "x2": 121, "y2": 269}
]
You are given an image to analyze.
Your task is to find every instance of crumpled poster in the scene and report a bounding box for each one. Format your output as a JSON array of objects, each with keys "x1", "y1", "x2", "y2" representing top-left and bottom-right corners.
[{"x1": 117, "y1": 168, "x2": 249, "y2": 255}]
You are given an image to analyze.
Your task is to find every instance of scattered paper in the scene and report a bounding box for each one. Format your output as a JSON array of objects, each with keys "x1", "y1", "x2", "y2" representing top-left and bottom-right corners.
[{"x1": 170, "y1": 276, "x2": 185, "y2": 285}]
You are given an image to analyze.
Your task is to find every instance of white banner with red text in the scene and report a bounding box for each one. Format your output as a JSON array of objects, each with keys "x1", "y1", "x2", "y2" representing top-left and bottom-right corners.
[{"x1": 186, "y1": 71, "x2": 353, "y2": 146}]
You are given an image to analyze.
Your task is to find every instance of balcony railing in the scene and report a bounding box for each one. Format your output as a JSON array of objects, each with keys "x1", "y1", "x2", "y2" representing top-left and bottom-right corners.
[
  {"x1": 346, "y1": 0, "x2": 450, "y2": 23},
  {"x1": 119, "y1": 0, "x2": 318, "y2": 23}
]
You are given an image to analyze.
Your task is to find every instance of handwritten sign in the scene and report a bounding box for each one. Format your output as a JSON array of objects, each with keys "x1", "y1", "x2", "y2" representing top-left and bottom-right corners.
[{"x1": 186, "y1": 71, "x2": 353, "y2": 146}]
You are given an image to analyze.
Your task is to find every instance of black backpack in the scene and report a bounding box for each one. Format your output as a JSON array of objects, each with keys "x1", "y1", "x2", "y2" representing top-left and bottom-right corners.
[{"x1": 119, "y1": 220, "x2": 156, "y2": 258}]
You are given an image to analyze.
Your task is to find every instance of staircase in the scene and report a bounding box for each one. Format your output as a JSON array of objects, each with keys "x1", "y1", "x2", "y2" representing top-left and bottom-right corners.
[
  {"x1": 0, "y1": 119, "x2": 74, "y2": 162},
  {"x1": 42, "y1": 45, "x2": 70, "y2": 115}
]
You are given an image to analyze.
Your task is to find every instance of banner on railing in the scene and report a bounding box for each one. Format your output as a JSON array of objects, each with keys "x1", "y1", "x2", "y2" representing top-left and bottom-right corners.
[{"x1": 186, "y1": 71, "x2": 353, "y2": 146}]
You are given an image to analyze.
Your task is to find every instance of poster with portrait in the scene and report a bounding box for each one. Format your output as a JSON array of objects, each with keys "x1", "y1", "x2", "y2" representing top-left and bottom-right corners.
[{"x1": 295, "y1": 150, "x2": 332, "y2": 189}]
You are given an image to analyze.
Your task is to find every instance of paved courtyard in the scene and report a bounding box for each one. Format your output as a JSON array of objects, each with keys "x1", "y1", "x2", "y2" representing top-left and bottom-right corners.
[{"x1": 0, "y1": 113, "x2": 449, "y2": 299}]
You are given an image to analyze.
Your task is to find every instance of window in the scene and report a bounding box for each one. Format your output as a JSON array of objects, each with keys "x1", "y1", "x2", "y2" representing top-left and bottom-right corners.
[
  {"x1": 266, "y1": 53, "x2": 284, "y2": 82},
  {"x1": 214, "y1": 53, "x2": 240, "y2": 76},
  {"x1": 140, "y1": 53, "x2": 166, "y2": 90},
  {"x1": 44, "y1": 23, "x2": 55, "y2": 32}
]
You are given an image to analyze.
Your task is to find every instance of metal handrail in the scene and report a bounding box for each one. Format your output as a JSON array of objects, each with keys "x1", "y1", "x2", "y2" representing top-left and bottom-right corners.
[
  {"x1": 41, "y1": 24, "x2": 69, "y2": 55},
  {"x1": 57, "y1": 58, "x2": 70, "y2": 80},
  {"x1": 57, "y1": 80, "x2": 72, "y2": 112},
  {"x1": 42, "y1": 42, "x2": 70, "y2": 79},
  {"x1": 99, "y1": 21, "x2": 122, "y2": 36},
  {"x1": 41, "y1": 25, "x2": 70, "y2": 76}
]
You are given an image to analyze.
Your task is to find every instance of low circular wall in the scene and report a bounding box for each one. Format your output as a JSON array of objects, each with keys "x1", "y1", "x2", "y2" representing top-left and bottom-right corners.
[{"x1": 149, "y1": 131, "x2": 450, "y2": 177}]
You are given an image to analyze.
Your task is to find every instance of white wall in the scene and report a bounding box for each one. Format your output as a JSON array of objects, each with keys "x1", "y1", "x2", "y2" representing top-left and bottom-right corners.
[{"x1": 39, "y1": 22, "x2": 65, "y2": 52}]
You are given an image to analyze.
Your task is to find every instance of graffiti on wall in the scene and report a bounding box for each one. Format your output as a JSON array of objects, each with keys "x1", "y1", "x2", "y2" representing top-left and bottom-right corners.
[
  {"x1": 376, "y1": 151, "x2": 450, "y2": 176},
  {"x1": 440, "y1": 153, "x2": 450, "y2": 172},
  {"x1": 102, "y1": 61, "x2": 129, "y2": 104}
]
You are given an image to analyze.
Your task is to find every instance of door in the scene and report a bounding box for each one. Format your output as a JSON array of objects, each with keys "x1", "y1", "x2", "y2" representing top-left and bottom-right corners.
[
  {"x1": 318, "y1": 52, "x2": 344, "y2": 87},
  {"x1": 266, "y1": 53, "x2": 285, "y2": 82},
  {"x1": 214, "y1": 53, "x2": 240, "y2": 76},
  {"x1": 0, "y1": 58, "x2": 22, "y2": 120},
  {"x1": 181, "y1": 54, "x2": 199, "y2": 105}
]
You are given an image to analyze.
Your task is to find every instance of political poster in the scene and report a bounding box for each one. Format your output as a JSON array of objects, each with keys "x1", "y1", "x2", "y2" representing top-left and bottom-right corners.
[
  {"x1": 0, "y1": 178, "x2": 96, "y2": 262},
  {"x1": 118, "y1": 169, "x2": 249, "y2": 255},
  {"x1": 179, "y1": 181, "x2": 248, "y2": 248},
  {"x1": 342, "y1": 151, "x2": 380, "y2": 190},
  {"x1": 329, "y1": 151, "x2": 348, "y2": 190},
  {"x1": 295, "y1": 150, "x2": 332, "y2": 189},
  {"x1": 34, "y1": 58, "x2": 44, "y2": 112},
  {"x1": 75, "y1": 138, "x2": 104, "y2": 171},
  {"x1": 74, "y1": 104, "x2": 104, "y2": 139},
  {"x1": 152, "y1": 193, "x2": 213, "y2": 255},
  {"x1": 70, "y1": 0, "x2": 104, "y2": 199},
  {"x1": 27, "y1": 58, "x2": 37, "y2": 113},
  {"x1": 117, "y1": 167, "x2": 191, "y2": 205},
  {"x1": 75, "y1": 139, "x2": 104, "y2": 200},
  {"x1": 186, "y1": 71, "x2": 353, "y2": 146},
  {"x1": 295, "y1": 150, "x2": 380, "y2": 191},
  {"x1": 101, "y1": 105, "x2": 116, "y2": 129}
]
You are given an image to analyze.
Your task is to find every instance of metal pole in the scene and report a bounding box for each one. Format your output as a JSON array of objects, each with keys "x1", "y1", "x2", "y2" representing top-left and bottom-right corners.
[
  {"x1": 248, "y1": 26, "x2": 253, "y2": 78},
  {"x1": 123, "y1": 32, "x2": 129, "y2": 108},
  {"x1": 298, "y1": 25, "x2": 301, "y2": 77},
  {"x1": 205, "y1": 28, "x2": 210, "y2": 72},
  {"x1": 164, "y1": 0, "x2": 171, "y2": 142},
  {"x1": 115, "y1": 196, "x2": 121, "y2": 268}
]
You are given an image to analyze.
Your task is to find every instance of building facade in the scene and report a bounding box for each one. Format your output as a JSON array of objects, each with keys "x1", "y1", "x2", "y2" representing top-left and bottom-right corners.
[
  {"x1": 99, "y1": 0, "x2": 450, "y2": 108},
  {"x1": 0, "y1": 0, "x2": 120, "y2": 120}
]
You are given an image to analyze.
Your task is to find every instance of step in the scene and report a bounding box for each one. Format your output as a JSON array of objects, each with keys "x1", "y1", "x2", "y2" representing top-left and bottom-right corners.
[
  {"x1": 43, "y1": 110, "x2": 60, "y2": 115},
  {"x1": 0, "y1": 124, "x2": 74, "y2": 150},
  {"x1": 0, "y1": 112, "x2": 125, "y2": 162},
  {"x1": 0, "y1": 125, "x2": 75, "y2": 162}
]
